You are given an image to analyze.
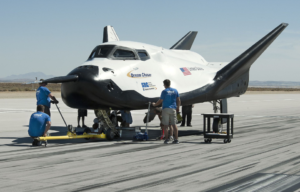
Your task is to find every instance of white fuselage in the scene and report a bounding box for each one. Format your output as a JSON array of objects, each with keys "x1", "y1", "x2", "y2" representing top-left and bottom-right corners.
[{"x1": 82, "y1": 41, "x2": 228, "y2": 98}]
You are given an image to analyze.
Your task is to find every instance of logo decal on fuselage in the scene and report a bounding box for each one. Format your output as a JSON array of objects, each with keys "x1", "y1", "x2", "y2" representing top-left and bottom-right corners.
[
  {"x1": 127, "y1": 69, "x2": 152, "y2": 78},
  {"x1": 141, "y1": 82, "x2": 157, "y2": 91},
  {"x1": 180, "y1": 67, "x2": 204, "y2": 76}
]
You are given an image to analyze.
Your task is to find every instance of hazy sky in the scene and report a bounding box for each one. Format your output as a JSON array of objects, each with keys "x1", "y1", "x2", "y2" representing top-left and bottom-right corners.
[{"x1": 0, "y1": 0, "x2": 299, "y2": 81}]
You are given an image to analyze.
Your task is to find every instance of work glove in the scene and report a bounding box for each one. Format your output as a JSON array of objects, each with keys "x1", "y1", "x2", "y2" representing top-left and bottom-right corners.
[{"x1": 51, "y1": 97, "x2": 59, "y2": 104}]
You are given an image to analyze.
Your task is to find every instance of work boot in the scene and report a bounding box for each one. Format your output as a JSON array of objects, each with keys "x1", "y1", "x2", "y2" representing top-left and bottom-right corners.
[
  {"x1": 172, "y1": 140, "x2": 180, "y2": 144},
  {"x1": 169, "y1": 136, "x2": 174, "y2": 141},
  {"x1": 180, "y1": 124, "x2": 185, "y2": 127},
  {"x1": 187, "y1": 124, "x2": 192, "y2": 127},
  {"x1": 32, "y1": 140, "x2": 42, "y2": 146},
  {"x1": 164, "y1": 139, "x2": 170, "y2": 144}
]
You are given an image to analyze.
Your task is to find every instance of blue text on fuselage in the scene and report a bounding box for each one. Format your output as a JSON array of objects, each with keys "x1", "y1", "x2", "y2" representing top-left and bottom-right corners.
[{"x1": 131, "y1": 73, "x2": 151, "y2": 78}]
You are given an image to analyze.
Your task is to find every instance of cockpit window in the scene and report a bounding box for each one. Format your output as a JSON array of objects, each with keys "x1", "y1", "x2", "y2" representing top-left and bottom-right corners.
[
  {"x1": 88, "y1": 45, "x2": 115, "y2": 60},
  {"x1": 113, "y1": 49, "x2": 135, "y2": 58}
]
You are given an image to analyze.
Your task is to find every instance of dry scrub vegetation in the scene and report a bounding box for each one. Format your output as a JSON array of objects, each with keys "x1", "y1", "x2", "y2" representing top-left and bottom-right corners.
[
  {"x1": 247, "y1": 87, "x2": 300, "y2": 91},
  {"x1": 0, "y1": 83, "x2": 61, "y2": 92}
]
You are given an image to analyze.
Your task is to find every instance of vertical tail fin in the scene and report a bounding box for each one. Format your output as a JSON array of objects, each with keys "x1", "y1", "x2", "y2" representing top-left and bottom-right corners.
[{"x1": 103, "y1": 25, "x2": 119, "y2": 43}]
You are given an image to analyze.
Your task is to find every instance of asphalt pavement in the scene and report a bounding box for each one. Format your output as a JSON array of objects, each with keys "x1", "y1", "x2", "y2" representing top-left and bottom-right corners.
[{"x1": 0, "y1": 93, "x2": 300, "y2": 191}]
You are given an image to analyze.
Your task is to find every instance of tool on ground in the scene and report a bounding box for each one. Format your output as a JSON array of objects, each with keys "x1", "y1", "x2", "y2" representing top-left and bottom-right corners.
[
  {"x1": 38, "y1": 132, "x2": 106, "y2": 141},
  {"x1": 133, "y1": 103, "x2": 151, "y2": 141}
]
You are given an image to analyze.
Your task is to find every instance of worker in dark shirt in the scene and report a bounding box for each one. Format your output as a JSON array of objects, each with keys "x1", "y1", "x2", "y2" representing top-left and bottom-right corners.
[
  {"x1": 36, "y1": 79, "x2": 58, "y2": 116},
  {"x1": 28, "y1": 105, "x2": 51, "y2": 146},
  {"x1": 181, "y1": 105, "x2": 194, "y2": 127},
  {"x1": 77, "y1": 109, "x2": 88, "y2": 128}
]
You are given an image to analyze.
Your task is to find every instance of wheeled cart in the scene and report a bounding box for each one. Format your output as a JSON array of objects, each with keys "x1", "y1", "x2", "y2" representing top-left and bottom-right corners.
[{"x1": 202, "y1": 113, "x2": 234, "y2": 143}]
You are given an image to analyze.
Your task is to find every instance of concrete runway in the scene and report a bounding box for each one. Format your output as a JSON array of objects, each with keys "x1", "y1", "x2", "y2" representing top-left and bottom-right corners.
[{"x1": 1, "y1": 93, "x2": 300, "y2": 191}]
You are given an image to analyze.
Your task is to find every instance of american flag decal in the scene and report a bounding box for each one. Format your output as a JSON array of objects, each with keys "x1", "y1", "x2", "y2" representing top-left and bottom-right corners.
[{"x1": 180, "y1": 67, "x2": 191, "y2": 76}]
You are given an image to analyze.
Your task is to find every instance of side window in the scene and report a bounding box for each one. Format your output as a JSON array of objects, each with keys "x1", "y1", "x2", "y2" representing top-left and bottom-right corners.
[
  {"x1": 138, "y1": 52, "x2": 147, "y2": 57},
  {"x1": 137, "y1": 50, "x2": 150, "y2": 61},
  {"x1": 88, "y1": 51, "x2": 96, "y2": 59},
  {"x1": 113, "y1": 49, "x2": 135, "y2": 58}
]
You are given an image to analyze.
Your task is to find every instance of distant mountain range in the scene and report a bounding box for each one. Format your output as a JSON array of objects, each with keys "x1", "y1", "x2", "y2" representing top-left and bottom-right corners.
[
  {"x1": 0, "y1": 72, "x2": 54, "y2": 82},
  {"x1": 249, "y1": 81, "x2": 300, "y2": 88}
]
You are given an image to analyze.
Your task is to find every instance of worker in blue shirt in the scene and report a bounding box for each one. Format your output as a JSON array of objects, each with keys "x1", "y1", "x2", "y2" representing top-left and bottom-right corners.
[
  {"x1": 36, "y1": 79, "x2": 58, "y2": 116},
  {"x1": 28, "y1": 105, "x2": 51, "y2": 146},
  {"x1": 152, "y1": 79, "x2": 181, "y2": 144}
]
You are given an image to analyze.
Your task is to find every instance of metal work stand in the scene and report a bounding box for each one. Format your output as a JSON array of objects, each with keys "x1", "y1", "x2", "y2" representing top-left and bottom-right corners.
[{"x1": 202, "y1": 113, "x2": 234, "y2": 143}]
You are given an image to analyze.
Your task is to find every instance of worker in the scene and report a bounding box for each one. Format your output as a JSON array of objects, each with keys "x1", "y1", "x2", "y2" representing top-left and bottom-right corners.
[
  {"x1": 36, "y1": 79, "x2": 58, "y2": 116},
  {"x1": 181, "y1": 105, "x2": 194, "y2": 127},
  {"x1": 77, "y1": 109, "x2": 88, "y2": 128},
  {"x1": 153, "y1": 107, "x2": 173, "y2": 140},
  {"x1": 28, "y1": 105, "x2": 51, "y2": 146},
  {"x1": 152, "y1": 79, "x2": 181, "y2": 144},
  {"x1": 120, "y1": 110, "x2": 132, "y2": 127}
]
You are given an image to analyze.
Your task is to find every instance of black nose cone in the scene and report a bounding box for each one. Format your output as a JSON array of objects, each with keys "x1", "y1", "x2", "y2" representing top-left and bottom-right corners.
[{"x1": 61, "y1": 65, "x2": 103, "y2": 109}]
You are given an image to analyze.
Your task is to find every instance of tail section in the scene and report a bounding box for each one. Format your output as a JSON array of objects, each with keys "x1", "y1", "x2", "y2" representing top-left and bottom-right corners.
[
  {"x1": 170, "y1": 31, "x2": 198, "y2": 50},
  {"x1": 103, "y1": 25, "x2": 119, "y2": 43}
]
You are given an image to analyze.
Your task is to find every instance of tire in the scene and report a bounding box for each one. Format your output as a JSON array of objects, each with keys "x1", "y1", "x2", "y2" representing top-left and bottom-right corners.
[
  {"x1": 213, "y1": 118, "x2": 220, "y2": 133},
  {"x1": 106, "y1": 128, "x2": 115, "y2": 141},
  {"x1": 224, "y1": 139, "x2": 228, "y2": 143}
]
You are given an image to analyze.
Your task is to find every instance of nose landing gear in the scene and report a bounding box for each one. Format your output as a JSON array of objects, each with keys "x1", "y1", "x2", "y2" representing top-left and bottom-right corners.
[{"x1": 94, "y1": 109, "x2": 120, "y2": 141}]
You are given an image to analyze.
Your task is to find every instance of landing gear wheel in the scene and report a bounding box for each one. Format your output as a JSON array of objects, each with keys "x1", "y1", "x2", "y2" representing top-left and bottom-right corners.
[
  {"x1": 106, "y1": 129, "x2": 115, "y2": 141},
  {"x1": 204, "y1": 138, "x2": 208, "y2": 143},
  {"x1": 224, "y1": 139, "x2": 228, "y2": 143},
  {"x1": 213, "y1": 118, "x2": 220, "y2": 133},
  {"x1": 84, "y1": 128, "x2": 91, "y2": 140},
  {"x1": 228, "y1": 139, "x2": 231, "y2": 143},
  {"x1": 209, "y1": 138, "x2": 212, "y2": 143}
]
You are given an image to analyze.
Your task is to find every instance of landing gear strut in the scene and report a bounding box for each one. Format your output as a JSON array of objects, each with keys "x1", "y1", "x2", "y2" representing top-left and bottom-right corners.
[
  {"x1": 94, "y1": 109, "x2": 120, "y2": 141},
  {"x1": 210, "y1": 100, "x2": 223, "y2": 133}
]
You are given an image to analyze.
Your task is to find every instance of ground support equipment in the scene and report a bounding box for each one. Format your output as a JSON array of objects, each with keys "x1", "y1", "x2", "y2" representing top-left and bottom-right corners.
[
  {"x1": 202, "y1": 113, "x2": 234, "y2": 143},
  {"x1": 38, "y1": 131, "x2": 106, "y2": 142},
  {"x1": 133, "y1": 102, "x2": 151, "y2": 141}
]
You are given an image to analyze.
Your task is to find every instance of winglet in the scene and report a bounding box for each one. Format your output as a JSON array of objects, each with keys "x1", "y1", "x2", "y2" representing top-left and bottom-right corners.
[
  {"x1": 103, "y1": 25, "x2": 119, "y2": 43},
  {"x1": 170, "y1": 31, "x2": 198, "y2": 50},
  {"x1": 214, "y1": 23, "x2": 288, "y2": 91}
]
